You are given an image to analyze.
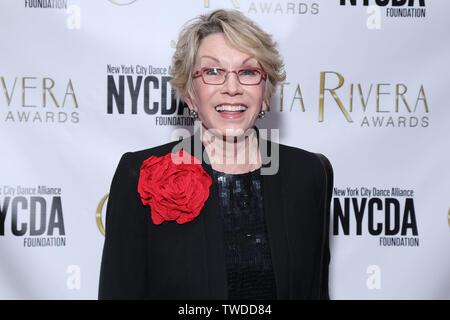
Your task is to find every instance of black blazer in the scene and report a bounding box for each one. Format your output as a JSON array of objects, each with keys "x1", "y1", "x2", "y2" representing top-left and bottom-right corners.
[{"x1": 98, "y1": 129, "x2": 333, "y2": 300}]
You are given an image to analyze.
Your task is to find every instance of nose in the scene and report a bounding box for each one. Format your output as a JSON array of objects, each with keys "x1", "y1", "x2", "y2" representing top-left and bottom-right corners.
[{"x1": 221, "y1": 71, "x2": 243, "y2": 96}]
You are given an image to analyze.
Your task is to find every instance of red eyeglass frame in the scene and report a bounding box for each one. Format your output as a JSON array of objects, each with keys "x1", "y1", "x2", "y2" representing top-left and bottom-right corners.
[{"x1": 193, "y1": 66, "x2": 267, "y2": 85}]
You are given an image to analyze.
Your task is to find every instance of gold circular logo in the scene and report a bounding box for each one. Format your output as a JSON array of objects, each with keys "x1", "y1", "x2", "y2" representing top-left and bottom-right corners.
[{"x1": 96, "y1": 193, "x2": 109, "y2": 236}]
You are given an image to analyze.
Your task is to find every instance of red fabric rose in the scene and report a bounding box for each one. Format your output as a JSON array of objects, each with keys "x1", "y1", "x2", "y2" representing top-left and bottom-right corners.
[{"x1": 137, "y1": 150, "x2": 212, "y2": 225}]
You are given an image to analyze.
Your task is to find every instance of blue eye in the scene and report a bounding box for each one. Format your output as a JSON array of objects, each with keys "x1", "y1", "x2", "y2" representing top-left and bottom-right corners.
[
  {"x1": 204, "y1": 68, "x2": 224, "y2": 76},
  {"x1": 239, "y1": 69, "x2": 260, "y2": 76}
]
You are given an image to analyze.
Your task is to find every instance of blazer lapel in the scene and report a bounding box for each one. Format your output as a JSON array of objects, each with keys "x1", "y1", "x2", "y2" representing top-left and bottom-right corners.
[
  {"x1": 259, "y1": 131, "x2": 290, "y2": 299},
  {"x1": 188, "y1": 132, "x2": 228, "y2": 299}
]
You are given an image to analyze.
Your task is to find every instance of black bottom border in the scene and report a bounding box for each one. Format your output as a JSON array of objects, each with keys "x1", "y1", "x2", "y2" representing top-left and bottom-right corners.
[{"x1": 0, "y1": 300, "x2": 448, "y2": 318}]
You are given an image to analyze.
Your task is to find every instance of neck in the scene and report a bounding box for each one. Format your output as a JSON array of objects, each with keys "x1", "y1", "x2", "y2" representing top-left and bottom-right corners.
[{"x1": 200, "y1": 124, "x2": 261, "y2": 174}]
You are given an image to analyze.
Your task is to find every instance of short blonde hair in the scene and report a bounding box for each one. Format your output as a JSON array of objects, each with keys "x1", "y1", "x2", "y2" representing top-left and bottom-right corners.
[{"x1": 170, "y1": 9, "x2": 286, "y2": 104}]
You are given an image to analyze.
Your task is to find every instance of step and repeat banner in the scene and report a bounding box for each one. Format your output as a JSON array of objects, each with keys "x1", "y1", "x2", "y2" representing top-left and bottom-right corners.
[{"x1": 0, "y1": 0, "x2": 449, "y2": 299}]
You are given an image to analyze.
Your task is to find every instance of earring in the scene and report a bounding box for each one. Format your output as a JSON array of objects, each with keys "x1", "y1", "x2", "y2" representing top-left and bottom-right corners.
[
  {"x1": 258, "y1": 110, "x2": 266, "y2": 119},
  {"x1": 189, "y1": 109, "x2": 199, "y2": 120}
]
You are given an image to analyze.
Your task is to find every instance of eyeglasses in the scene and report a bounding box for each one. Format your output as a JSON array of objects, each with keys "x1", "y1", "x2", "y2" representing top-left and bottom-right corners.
[{"x1": 193, "y1": 67, "x2": 267, "y2": 85}]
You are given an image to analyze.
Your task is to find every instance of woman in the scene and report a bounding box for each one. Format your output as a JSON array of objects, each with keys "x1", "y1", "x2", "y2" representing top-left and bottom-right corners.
[{"x1": 98, "y1": 9, "x2": 333, "y2": 300}]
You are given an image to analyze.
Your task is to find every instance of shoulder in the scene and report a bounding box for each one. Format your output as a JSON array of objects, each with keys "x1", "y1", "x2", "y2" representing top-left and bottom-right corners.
[
  {"x1": 115, "y1": 139, "x2": 181, "y2": 176},
  {"x1": 279, "y1": 143, "x2": 322, "y2": 164},
  {"x1": 278, "y1": 143, "x2": 329, "y2": 171},
  {"x1": 277, "y1": 142, "x2": 332, "y2": 190}
]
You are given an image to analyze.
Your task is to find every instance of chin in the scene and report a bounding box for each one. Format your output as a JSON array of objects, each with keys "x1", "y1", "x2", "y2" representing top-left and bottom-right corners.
[{"x1": 204, "y1": 124, "x2": 255, "y2": 139}]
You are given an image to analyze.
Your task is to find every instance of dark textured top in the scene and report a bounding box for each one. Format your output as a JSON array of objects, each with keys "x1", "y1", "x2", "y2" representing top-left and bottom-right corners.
[{"x1": 211, "y1": 168, "x2": 277, "y2": 300}]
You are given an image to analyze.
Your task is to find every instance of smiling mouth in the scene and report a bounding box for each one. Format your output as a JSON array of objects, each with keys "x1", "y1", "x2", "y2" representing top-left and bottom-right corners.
[{"x1": 215, "y1": 104, "x2": 247, "y2": 113}]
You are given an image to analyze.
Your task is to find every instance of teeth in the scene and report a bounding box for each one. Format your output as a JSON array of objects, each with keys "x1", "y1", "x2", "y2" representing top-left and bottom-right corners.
[{"x1": 215, "y1": 105, "x2": 247, "y2": 112}]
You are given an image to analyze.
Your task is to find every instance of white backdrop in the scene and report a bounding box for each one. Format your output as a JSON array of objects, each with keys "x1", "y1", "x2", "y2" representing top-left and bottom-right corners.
[{"x1": 0, "y1": 0, "x2": 449, "y2": 300}]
